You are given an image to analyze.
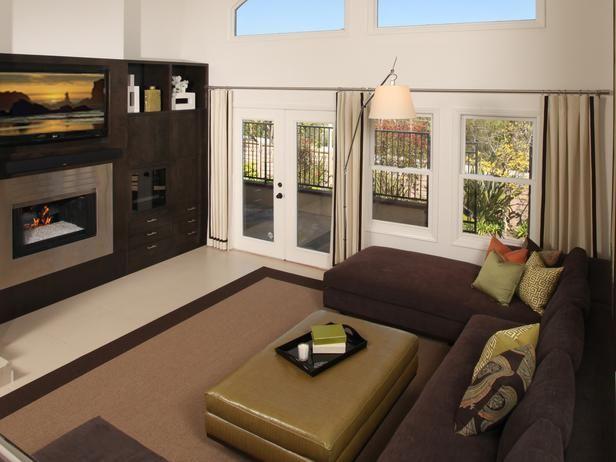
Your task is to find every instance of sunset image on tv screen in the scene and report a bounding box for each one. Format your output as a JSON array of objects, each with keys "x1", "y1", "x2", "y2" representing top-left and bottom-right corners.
[{"x1": 0, "y1": 72, "x2": 106, "y2": 139}]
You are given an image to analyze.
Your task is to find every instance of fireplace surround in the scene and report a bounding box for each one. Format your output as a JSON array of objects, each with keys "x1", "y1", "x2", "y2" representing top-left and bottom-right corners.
[{"x1": 0, "y1": 164, "x2": 113, "y2": 290}]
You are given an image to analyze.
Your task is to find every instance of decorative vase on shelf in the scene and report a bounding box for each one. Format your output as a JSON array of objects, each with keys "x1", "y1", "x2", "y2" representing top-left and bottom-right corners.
[
  {"x1": 127, "y1": 74, "x2": 140, "y2": 113},
  {"x1": 144, "y1": 86, "x2": 161, "y2": 112}
]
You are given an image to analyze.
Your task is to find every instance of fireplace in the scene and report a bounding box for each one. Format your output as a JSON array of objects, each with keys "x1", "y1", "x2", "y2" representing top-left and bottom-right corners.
[
  {"x1": 0, "y1": 164, "x2": 113, "y2": 290},
  {"x1": 13, "y1": 192, "x2": 97, "y2": 258}
]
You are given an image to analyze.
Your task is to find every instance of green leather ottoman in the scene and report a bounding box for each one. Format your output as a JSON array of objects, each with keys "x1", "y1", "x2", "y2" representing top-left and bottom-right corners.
[{"x1": 205, "y1": 310, "x2": 419, "y2": 462}]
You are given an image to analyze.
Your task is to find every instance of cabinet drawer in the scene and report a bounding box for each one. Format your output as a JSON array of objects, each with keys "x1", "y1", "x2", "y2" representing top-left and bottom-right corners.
[
  {"x1": 128, "y1": 223, "x2": 172, "y2": 248},
  {"x1": 175, "y1": 228, "x2": 200, "y2": 253},
  {"x1": 127, "y1": 237, "x2": 173, "y2": 273},
  {"x1": 129, "y1": 211, "x2": 171, "y2": 235}
]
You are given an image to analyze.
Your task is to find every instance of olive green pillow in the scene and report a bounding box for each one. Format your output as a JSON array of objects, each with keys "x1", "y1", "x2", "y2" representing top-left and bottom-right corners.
[
  {"x1": 472, "y1": 252, "x2": 525, "y2": 306},
  {"x1": 517, "y1": 252, "x2": 564, "y2": 315}
]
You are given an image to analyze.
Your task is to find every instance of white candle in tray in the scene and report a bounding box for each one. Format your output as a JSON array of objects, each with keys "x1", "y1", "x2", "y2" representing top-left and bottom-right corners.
[{"x1": 297, "y1": 343, "x2": 310, "y2": 362}]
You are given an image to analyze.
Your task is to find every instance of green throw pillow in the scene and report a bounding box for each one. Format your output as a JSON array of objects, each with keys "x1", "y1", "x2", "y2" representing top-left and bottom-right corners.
[{"x1": 473, "y1": 251, "x2": 525, "y2": 306}]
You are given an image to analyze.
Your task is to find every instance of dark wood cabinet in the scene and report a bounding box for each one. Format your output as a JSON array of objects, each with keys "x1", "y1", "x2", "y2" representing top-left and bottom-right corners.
[
  {"x1": 127, "y1": 114, "x2": 170, "y2": 167},
  {"x1": 125, "y1": 61, "x2": 208, "y2": 274}
]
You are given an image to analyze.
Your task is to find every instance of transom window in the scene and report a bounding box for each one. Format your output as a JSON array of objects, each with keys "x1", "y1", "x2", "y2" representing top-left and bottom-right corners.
[
  {"x1": 377, "y1": 0, "x2": 537, "y2": 28},
  {"x1": 461, "y1": 117, "x2": 535, "y2": 240},
  {"x1": 235, "y1": 0, "x2": 345, "y2": 37},
  {"x1": 371, "y1": 116, "x2": 432, "y2": 228}
]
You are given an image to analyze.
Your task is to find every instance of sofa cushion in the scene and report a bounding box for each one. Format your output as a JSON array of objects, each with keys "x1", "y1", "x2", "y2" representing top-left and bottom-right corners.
[
  {"x1": 324, "y1": 247, "x2": 540, "y2": 331},
  {"x1": 536, "y1": 302, "x2": 584, "y2": 370},
  {"x1": 473, "y1": 252, "x2": 525, "y2": 306},
  {"x1": 488, "y1": 236, "x2": 529, "y2": 264},
  {"x1": 379, "y1": 315, "x2": 522, "y2": 462},
  {"x1": 503, "y1": 419, "x2": 564, "y2": 462},
  {"x1": 497, "y1": 350, "x2": 575, "y2": 462},
  {"x1": 472, "y1": 324, "x2": 539, "y2": 381},
  {"x1": 542, "y1": 248, "x2": 589, "y2": 321},
  {"x1": 455, "y1": 344, "x2": 536, "y2": 436}
]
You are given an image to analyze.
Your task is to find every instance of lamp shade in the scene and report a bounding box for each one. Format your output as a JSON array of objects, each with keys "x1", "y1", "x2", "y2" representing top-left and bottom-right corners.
[{"x1": 369, "y1": 85, "x2": 416, "y2": 120}]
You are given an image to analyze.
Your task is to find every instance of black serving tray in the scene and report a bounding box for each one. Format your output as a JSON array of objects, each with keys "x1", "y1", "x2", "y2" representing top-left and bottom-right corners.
[{"x1": 275, "y1": 323, "x2": 367, "y2": 377}]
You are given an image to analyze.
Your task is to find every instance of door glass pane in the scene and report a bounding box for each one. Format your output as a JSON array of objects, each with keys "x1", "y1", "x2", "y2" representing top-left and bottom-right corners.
[
  {"x1": 296, "y1": 122, "x2": 334, "y2": 253},
  {"x1": 242, "y1": 120, "x2": 274, "y2": 241}
]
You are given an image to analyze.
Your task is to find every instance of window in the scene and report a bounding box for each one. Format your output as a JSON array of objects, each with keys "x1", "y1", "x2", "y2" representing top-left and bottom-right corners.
[
  {"x1": 235, "y1": 0, "x2": 345, "y2": 37},
  {"x1": 371, "y1": 116, "x2": 432, "y2": 228},
  {"x1": 377, "y1": 0, "x2": 537, "y2": 29},
  {"x1": 461, "y1": 117, "x2": 535, "y2": 241}
]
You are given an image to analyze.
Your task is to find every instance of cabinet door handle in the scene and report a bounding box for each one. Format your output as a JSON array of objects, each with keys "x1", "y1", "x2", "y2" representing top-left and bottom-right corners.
[
  {"x1": 146, "y1": 244, "x2": 158, "y2": 251},
  {"x1": 186, "y1": 231, "x2": 197, "y2": 237},
  {"x1": 146, "y1": 231, "x2": 158, "y2": 237},
  {"x1": 146, "y1": 218, "x2": 158, "y2": 224},
  {"x1": 186, "y1": 206, "x2": 197, "y2": 212},
  {"x1": 187, "y1": 219, "x2": 197, "y2": 224}
]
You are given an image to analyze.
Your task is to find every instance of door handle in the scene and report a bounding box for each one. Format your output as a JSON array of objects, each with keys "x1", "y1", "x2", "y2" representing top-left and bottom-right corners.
[{"x1": 276, "y1": 193, "x2": 283, "y2": 199}]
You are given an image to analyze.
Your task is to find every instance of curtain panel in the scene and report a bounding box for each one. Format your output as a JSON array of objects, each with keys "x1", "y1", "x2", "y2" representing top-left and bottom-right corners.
[
  {"x1": 332, "y1": 92, "x2": 369, "y2": 265},
  {"x1": 208, "y1": 89, "x2": 233, "y2": 251},
  {"x1": 540, "y1": 94, "x2": 600, "y2": 257}
]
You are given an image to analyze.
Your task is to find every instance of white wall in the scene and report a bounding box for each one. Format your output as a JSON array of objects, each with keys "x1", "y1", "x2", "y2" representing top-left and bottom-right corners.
[
  {"x1": 9, "y1": 0, "x2": 125, "y2": 59},
  {"x1": 0, "y1": 0, "x2": 12, "y2": 53},
  {"x1": 181, "y1": 0, "x2": 613, "y2": 91},
  {"x1": 184, "y1": 0, "x2": 613, "y2": 263}
]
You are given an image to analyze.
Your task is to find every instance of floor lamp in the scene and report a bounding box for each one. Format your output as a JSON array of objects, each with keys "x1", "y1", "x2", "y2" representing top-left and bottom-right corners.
[{"x1": 341, "y1": 59, "x2": 417, "y2": 260}]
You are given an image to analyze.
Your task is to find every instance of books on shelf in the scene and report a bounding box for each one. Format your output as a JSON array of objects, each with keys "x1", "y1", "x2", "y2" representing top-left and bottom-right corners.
[{"x1": 311, "y1": 324, "x2": 347, "y2": 354}]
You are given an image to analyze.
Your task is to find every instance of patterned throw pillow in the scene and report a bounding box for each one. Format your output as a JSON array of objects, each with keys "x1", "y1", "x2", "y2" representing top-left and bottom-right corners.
[
  {"x1": 472, "y1": 323, "x2": 540, "y2": 381},
  {"x1": 455, "y1": 344, "x2": 536, "y2": 436},
  {"x1": 517, "y1": 252, "x2": 564, "y2": 315}
]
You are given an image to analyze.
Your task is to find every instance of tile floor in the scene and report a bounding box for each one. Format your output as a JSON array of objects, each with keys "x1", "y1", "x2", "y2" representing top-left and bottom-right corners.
[{"x1": 0, "y1": 247, "x2": 324, "y2": 397}]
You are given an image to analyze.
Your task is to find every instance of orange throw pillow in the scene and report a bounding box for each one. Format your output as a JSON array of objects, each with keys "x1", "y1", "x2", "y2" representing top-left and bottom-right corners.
[{"x1": 487, "y1": 236, "x2": 529, "y2": 264}]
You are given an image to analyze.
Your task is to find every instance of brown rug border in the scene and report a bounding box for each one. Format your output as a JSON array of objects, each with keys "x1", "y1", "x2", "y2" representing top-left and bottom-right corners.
[{"x1": 0, "y1": 267, "x2": 323, "y2": 420}]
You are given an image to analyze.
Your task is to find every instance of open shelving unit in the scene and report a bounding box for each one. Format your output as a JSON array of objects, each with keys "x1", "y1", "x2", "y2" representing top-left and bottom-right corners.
[{"x1": 127, "y1": 60, "x2": 208, "y2": 115}]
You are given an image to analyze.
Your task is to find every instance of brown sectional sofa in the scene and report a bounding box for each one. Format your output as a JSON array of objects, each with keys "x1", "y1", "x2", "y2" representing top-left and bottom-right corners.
[{"x1": 323, "y1": 246, "x2": 590, "y2": 461}]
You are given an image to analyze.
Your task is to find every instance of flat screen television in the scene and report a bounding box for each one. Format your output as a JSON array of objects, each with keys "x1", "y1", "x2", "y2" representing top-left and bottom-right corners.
[{"x1": 0, "y1": 67, "x2": 108, "y2": 146}]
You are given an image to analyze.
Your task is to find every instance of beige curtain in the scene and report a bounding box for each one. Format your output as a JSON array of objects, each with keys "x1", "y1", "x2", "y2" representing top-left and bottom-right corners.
[
  {"x1": 541, "y1": 94, "x2": 599, "y2": 256},
  {"x1": 333, "y1": 92, "x2": 368, "y2": 265},
  {"x1": 208, "y1": 90, "x2": 233, "y2": 251}
]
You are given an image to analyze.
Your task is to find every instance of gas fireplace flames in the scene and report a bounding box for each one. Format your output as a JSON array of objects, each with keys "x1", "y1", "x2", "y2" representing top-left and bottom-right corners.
[{"x1": 25, "y1": 205, "x2": 53, "y2": 229}]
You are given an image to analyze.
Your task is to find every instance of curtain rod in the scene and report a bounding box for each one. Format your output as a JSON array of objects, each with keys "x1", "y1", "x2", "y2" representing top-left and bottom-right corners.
[{"x1": 207, "y1": 85, "x2": 612, "y2": 96}]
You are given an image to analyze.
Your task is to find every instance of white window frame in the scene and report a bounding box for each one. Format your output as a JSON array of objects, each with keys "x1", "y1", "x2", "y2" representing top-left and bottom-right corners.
[
  {"x1": 230, "y1": 0, "x2": 349, "y2": 41},
  {"x1": 365, "y1": 110, "x2": 438, "y2": 243},
  {"x1": 368, "y1": 0, "x2": 546, "y2": 35},
  {"x1": 453, "y1": 111, "x2": 540, "y2": 251}
]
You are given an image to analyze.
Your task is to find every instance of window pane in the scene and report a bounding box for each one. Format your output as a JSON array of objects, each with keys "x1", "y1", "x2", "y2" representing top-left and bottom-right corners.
[
  {"x1": 463, "y1": 179, "x2": 530, "y2": 239},
  {"x1": 465, "y1": 118, "x2": 534, "y2": 179},
  {"x1": 373, "y1": 171, "x2": 429, "y2": 227},
  {"x1": 242, "y1": 120, "x2": 274, "y2": 241},
  {"x1": 297, "y1": 122, "x2": 334, "y2": 253},
  {"x1": 375, "y1": 117, "x2": 431, "y2": 169},
  {"x1": 236, "y1": 0, "x2": 345, "y2": 36},
  {"x1": 378, "y1": 0, "x2": 536, "y2": 28}
]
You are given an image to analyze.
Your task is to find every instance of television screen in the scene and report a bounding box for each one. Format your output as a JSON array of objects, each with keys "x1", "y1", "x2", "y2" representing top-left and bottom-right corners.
[{"x1": 0, "y1": 70, "x2": 107, "y2": 145}]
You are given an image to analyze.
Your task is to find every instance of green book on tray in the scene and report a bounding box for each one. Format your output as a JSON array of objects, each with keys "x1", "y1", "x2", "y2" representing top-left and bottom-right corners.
[{"x1": 311, "y1": 324, "x2": 347, "y2": 345}]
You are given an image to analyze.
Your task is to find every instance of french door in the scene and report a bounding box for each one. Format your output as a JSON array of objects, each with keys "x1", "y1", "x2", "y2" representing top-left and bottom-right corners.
[{"x1": 232, "y1": 109, "x2": 335, "y2": 268}]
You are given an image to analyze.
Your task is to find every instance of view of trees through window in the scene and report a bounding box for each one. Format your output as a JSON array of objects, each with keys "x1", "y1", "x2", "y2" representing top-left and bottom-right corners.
[
  {"x1": 462, "y1": 118, "x2": 534, "y2": 239},
  {"x1": 372, "y1": 117, "x2": 432, "y2": 228}
]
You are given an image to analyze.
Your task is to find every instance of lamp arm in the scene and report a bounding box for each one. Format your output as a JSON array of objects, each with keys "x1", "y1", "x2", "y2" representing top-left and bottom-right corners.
[{"x1": 342, "y1": 66, "x2": 395, "y2": 173}]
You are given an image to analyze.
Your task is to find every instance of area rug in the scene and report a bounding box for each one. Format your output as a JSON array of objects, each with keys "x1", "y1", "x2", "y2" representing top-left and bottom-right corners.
[{"x1": 0, "y1": 267, "x2": 449, "y2": 461}]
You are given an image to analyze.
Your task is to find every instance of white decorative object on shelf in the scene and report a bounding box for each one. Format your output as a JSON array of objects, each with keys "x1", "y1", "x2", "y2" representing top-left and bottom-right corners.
[
  {"x1": 171, "y1": 75, "x2": 196, "y2": 111},
  {"x1": 172, "y1": 92, "x2": 196, "y2": 111},
  {"x1": 172, "y1": 75, "x2": 189, "y2": 95},
  {"x1": 128, "y1": 74, "x2": 140, "y2": 113},
  {"x1": 0, "y1": 357, "x2": 14, "y2": 387}
]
